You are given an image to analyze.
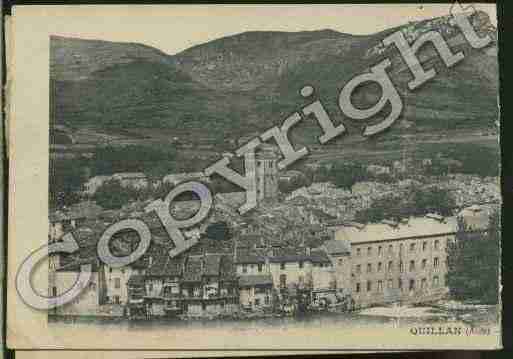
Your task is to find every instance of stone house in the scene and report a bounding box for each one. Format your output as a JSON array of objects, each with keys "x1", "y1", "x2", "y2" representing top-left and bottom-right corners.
[
  {"x1": 268, "y1": 248, "x2": 334, "y2": 293},
  {"x1": 127, "y1": 275, "x2": 146, "y2": 319},
  {"x1": 143, "y1": 254, "x2": 184, "y2": 317},
  {"x1": 457, "y1": 204, "x2": 494, "y2": 231},
  {"x1": 238, "y1": 275, "x2": 274, "y2": 310},
  {"x1": 49, "y1": 258, "x2": 109, "y2": 317},
  {"x1": 322, "y1": 239, "x2": 352, "y2": 294},
  {"x1": 179, "y1": 254, "x2": 239, "y2": 317}
]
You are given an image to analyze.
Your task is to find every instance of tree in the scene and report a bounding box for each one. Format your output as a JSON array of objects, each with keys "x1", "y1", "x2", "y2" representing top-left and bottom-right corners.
[
  {"x1": 354, "y1": 194, "x2": 404, "y2": 223},
  {"x1": 330, "y1": 162, "x2": 367, "y2": 190},
  {"x1": 90, "y1": 144, "x2": 177, "y2": 176},
  {"x1": 446, "y1": 211, "x2": 500, "y2": 304},
  {"x1": 49, "y1": 159, "x2": 85, "y2": 208},
  {"x1": 412, "y1": 187, "x2": 455, "y2": 216},
  {"x1": 354, "y1": 187, "x2": 456, "y2": 223},
  {"x1": 92, "y1": 180, "x2": 137, "y2": 209}
]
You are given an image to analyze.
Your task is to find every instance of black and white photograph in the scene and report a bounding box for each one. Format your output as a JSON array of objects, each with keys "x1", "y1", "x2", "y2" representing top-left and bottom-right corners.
[{"x1": 6, "y1": 3, "x2": 503, "y2": 352}]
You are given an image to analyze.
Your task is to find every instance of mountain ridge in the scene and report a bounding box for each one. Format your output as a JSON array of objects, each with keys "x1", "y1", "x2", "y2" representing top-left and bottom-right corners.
[{"x1": 50, "y1": 10, "x2": 499, "y2": 147}]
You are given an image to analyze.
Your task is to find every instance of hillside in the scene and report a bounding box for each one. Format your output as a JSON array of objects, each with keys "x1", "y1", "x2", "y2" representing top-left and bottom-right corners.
[
  {"x1": 171, "y1": 30, "x2": 370, "y2": 91},
  {"x1": 51, "y1": 35, "x2": 175, "y2": 81},
  {"x1": 50, "y1": 11, "x2": 499, "y2": 148}
]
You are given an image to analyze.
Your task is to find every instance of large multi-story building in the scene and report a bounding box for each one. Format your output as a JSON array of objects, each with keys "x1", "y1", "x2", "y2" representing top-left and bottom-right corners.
[{"x1": 335, "y1": 215, "x2": 458, "y2": 308}]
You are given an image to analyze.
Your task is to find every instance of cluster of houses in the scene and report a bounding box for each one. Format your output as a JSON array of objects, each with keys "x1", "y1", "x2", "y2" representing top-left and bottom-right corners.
[
  {"x1": 48, "y1": 201, "x2": 492, "y2": 319},
  {"x1": 48, "y1": 141, "x2": 497, "y2": 320}
]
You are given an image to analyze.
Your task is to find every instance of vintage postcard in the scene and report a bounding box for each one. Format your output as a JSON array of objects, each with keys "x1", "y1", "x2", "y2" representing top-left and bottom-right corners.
[{"x1": 7, "y1": 4, "x2": 501, "y2": 351}]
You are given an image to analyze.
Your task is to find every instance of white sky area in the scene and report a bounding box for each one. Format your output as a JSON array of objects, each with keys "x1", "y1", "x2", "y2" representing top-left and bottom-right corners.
[{"x1": 52, "y1": 4, "x2": 497, "y2": 55}]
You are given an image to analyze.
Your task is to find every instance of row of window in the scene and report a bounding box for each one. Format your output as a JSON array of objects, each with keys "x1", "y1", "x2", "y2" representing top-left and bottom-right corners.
[
  {"x1": 355, "y1": 276, "x2": 441, "y2": 293},
  {"x1": 242, "y1": 263, "x2": 264, "y2": 273},
  {"x1": 279, "y1": 262, "x2": 330, "y2": 270},
  {"x1": 354, "y1": 257, "x2": 440, "y2": 274},
  {"x1": 252, "y1": 296, "x2": 271, "y2": 306},
  {"x1": 355, "y1": 240, "x2": 442, "y2": 257},
  {"x1": 242, "y1": 261, "x2": 333, "y2": 273}
]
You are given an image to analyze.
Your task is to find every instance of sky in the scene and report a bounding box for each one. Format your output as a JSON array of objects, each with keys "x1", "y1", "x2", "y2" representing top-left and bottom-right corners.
[{"x1": 50, "y1": 4, "x2": 497, "y2": 55}]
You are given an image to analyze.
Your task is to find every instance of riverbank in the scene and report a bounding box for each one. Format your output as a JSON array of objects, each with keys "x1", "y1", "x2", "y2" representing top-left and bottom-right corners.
[{"x1": 49, "y1": 301, "x2": 500, "y2": 329}]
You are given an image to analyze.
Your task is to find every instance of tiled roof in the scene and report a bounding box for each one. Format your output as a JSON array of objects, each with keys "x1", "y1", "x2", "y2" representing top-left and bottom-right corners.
[
  {"x1": 235, "y1": 253, "x2": 266, "y2": 264},
  {"x1": 239, "y1": 274, "x2": 273, "y2": 287},
  {"x1": 335, "y1": 216, "x2": 458, "y2": 244},
  {"x1": 235, "y1": 244, "x2": 267, "y2": 264},
  {"x1": 309, "y1": 250, "x2": 332, "y2": 264},
  {"x1": 127, "y1": 275, "x2": 145, "y2": 286},
  {"x1": 269, "y1": 247, "x2": 311, "y2": 263},
  {"x1": 323, "y1": 239, "x2": 351, "y2": 255},
  {"x1": 310, "y1": 208, "x2": 337, "y2": 221},
  {"x1": 147, "y1": 252, "x2": 183, "y2": 277}
]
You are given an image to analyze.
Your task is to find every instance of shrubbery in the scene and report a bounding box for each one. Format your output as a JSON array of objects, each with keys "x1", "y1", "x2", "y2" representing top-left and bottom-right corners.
[
  {"x1": 446, "y1": 211, "x2": 500, "y2": 304},
  {"x1": 354, "y1": 187, "x2": 456, "y2": 223}
]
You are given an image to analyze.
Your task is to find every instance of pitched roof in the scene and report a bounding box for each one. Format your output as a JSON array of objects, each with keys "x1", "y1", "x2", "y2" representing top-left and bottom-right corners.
[
  {"x1": 235, "y1": 252, "x2": 266, "y2": 264},
  {"x1": 309, "y1": 250, "x2": 332, "y2": 264},
  {"x1": 147, "y1": 253, "x2": 184, "y2": 277},
  {"x1": 323, "y1": 239, "x2": 351, "y2": 255},
  {"x1": 239, "y1": 274, "x2": 273, "y2": 287},
  {"x1": 310, "y1": 208, "x2": 337, "y2": 221},
  {"x1": 335, "y1": 216, "x2": 458, "y2": 244},
  {"x1": 269, "y1": 247, "x2": 310, "y2": 263},
  {"x1": 127, "y1": 275, "x2": 145, "y2": 286}
]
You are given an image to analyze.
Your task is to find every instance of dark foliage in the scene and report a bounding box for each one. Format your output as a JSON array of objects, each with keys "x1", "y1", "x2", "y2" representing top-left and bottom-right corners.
[
  {"x1": 49, "y1": 159, "x2": 85, "y2": 208},
  {"x1": 89, "y1": 144, "x2": 177, "y2": 177},
  {"x1": 354, "y1": 187, "x2": 456, "y2": 223},
  {"x1": 446, "y1": 211, "x2": 500, "y2": 304}
]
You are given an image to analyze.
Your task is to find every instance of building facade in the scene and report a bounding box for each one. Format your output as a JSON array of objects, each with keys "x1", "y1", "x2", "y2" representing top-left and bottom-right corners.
[
  {"x1": 335, "y1": 216, "x2": 457, "y2": 308},
  {"x1": 255, "y1": 144, "x2": 279, "y2": 201}
]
